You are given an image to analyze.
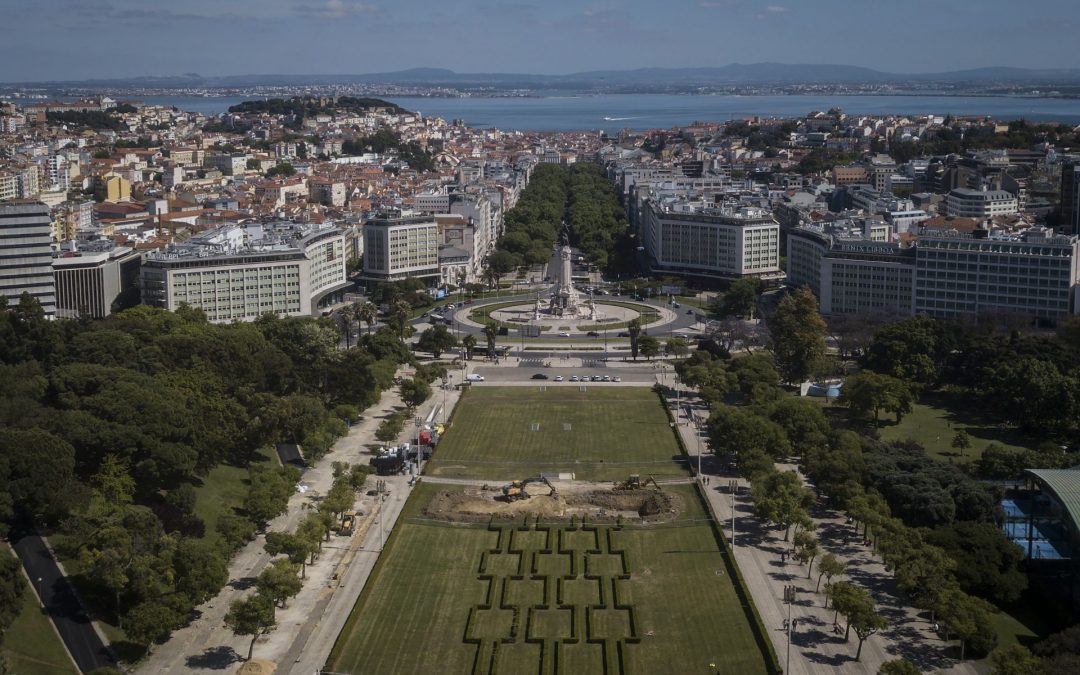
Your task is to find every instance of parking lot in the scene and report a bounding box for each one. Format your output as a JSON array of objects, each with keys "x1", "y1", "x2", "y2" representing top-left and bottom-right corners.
[{"x1": 466, "y1": 363, "x2": 658, "y2": 384}]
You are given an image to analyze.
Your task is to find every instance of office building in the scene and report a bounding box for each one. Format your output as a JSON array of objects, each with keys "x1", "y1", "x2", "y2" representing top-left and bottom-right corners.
[
  {"x1": 640, "y1": 200, "x2": 782, "y2": 280},
  {"x1": 141, "y1": 222, "x2": 349, "y2": 323},
  {"x1": 1060, "y1": 160, "x2": 1080, "y2": 236},
  {"x1": 0, "y1": 201, "x2": 56, "y2": 315},
  {"x1": 361, "y1": 216, "x2": 440, "y2": 286},
  {"x1": 945, "y1": 187, "x2": 1018, "y2": 219},
  {"x1": 52, "y1": 242, "x2": 141, "y2": 319}
]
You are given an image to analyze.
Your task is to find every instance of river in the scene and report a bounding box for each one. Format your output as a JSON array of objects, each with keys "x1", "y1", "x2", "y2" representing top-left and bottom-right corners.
[{"x1": 135, "y1": 93, "x2": 1080, "y2": 130}]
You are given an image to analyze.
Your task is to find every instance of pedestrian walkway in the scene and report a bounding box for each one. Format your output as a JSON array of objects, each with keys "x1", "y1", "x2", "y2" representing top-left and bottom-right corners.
[
  {"x1": 666, "y1": 388, "x2": 978, "y2": 675},
  {"x1": 136, "y1": 369, "x2": 465, "y2": 674}
]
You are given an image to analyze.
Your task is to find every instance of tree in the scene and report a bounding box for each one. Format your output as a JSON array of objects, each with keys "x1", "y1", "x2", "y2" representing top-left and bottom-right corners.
[
  {"x1": 265, "y1": 531, "x2": 316, "y2": 579},
  {"x1": 638, "y1": 336, "x2": 661, "y2": 360},
  {"x1": 925, "y1": 522, "x2": 1027, "y2": 605},
  {"x1": 0, "y1": 554, "x2": 24, "y2": 642},
  {"x1": 720, "y1": 277, "x2": 762, "y2": 319},
  {"x1": 767, "y1": 287, "x2": 826, "y2": 384},
  {"x1": 793, "y1": 530, "x2": 821, "y2": 578},
  {"x1": 243, "y1": 467, "x2": 297, "y2": 531},
  {"x1": 936, "y1": 587, "x2": 998, "y2": 659},
  {"x1": 416, "y1": 325, "x2": 457, "y2": 358},
  {"x1": 266, "y1": 162, "x2": 296, "y2": 177},
  {"x1": 224, "y1": 593, "x2": 277, "y2": 661},
  {"x1": 951, "y1": 430, "x2": 972, "y2": 458},
  {"x1": 850, "y1": 598, "x2": 887, "y2": 660},
  {"x1": 664, "y1": 338, "x2": 689, "y2": 358},
  {"x1": 816, "y1": 552, "x2": 845, "y2": 594},
  {"x1": 355, "y1": 302, "x2": 378, "y2": 335},
  {"x1": 400, "y1": 378, "x2": 432, "y2": 411},
  {"x1": 878, "y1": 658, "x2": 921, "y2": 675},
  {"x1": 840, "y1": 371, "x2": 914, "y2": 426},
  {"x1": 257, "y1": 558, "x2": 303, "y2": 608},
  {"x1": 483, "y1": 321, "x2": 498, "y2": 359},
  {"x1": 461, "y1": 334, "x2": 477, "y2": 360},
  {"x1": 172, "y1": 539, "x2": 228, "y2": 606},
  {"x1": 628, "y1": 319, "x2": 642, "y2": 360},
  {"x1": 124, "y1": 601, "x2": 177, "y2": 656},
  {"x1": 707, "y1": 406, "x2": 791, "y2": 473},
  {"x1": 750, "y1": 469, "x2": 814, "y2": 541},
  {"x1": 486, "y1": 250, "x2": 518, "y2": 276},
  {"x1": 990, "y1": 644, "x2": 1043, "y2": 675}
]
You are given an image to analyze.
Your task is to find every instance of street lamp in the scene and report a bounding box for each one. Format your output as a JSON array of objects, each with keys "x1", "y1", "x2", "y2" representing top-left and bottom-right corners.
[
  {"x1": 36, "y1": 577, "x2": 43, "y2": 606},
  {"x1": 728, "y1": 479, "x2": 738, "y2": 546},
  {"x1": 414, "y1": 416, "x2": 424, "y2": 475},
  {"x1": 784, "y1": 584, "x2": 798, "y2": 675}
]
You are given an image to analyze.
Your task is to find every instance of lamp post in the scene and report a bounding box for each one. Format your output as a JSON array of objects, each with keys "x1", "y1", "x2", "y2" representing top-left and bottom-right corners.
[
  {"x1": 36, "y1": 577, "x2": 43, "y2": 606},
  {"x1": 784, "y1": 585, "x2": 798, "y2": 675},
  {"x1": 414, "y1": 416, "x2": 424, "y2": 475},
  {"x1": 378, "y1": 488, "x2": 387, "y2": 551},
  {"x1": 729, "y1": 479, "x2": 738, "y2": 546}
]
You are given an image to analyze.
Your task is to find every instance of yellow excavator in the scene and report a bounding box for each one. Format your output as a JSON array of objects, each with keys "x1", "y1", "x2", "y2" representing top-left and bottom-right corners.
[
  {"x1": 613, "y1": 474, "x2": 661, "y2": 491},
  {"x1": 501, "y1": 475, "x2": 558, "y2": 502}
]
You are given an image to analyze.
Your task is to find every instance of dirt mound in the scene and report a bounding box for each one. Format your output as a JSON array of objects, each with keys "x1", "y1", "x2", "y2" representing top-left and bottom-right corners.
[{"x1": 423, "y1": 487, "x2": 682, "y2": 524}]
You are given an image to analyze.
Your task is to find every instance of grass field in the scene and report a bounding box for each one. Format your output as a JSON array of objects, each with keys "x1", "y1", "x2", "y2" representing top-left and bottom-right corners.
[
  {"x1": 326, "y1": 484, "x2": 773, "y2": 675},
  {"x1": 425, "y1": 387, "x2": 689, "y2": 481},
  {"x1": 1, "y1": 549, "x2": 78, "y2": 675},
  {"x1": 193, "y1": 447, "x2": 274, "y2": 546},
  {"x1": 875, "y1": 392, "x2": 1036, "y2": 463}
]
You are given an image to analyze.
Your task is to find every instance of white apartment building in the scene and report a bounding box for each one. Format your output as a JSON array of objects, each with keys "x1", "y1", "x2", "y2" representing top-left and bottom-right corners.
[
  {"x1": 140, "y1": 224, "x2": 348, "y2": 323},
  {"x1": 0, "y1": 201, "x2": 56, "y2": 315},
  {"x1": 945, "y1": 188, "x2": 1018, "y2": 219},
  {"x1": 204, "y1": 153, "x2": 248, "y2": 176},
  {"x1": 415, "y1": 191, "x2": 450, "y2": 213},
  {"x1": 820, "y1": 243, "x2": 916, "y2": 316},
  {"x1": 361, "y1": 216, "x2": 440, "y2": 285},
  {"x1": 641, "y1": 200, "x2": 781, "y2": 279}
]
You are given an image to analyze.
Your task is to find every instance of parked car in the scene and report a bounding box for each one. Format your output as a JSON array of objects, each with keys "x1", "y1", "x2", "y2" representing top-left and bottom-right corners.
[
  {"x1": 617, "y1": 332, "x2": 630, "y2": 338},
  {"x1": 446, "y1": 304, "x2": 455, "y2": 310},
  {"x1": 602, "y1": 375, "x2": 611, "y2": 381},
  {"x1": 531, "y1": 373, "x2": 549, "y2": 380},
  {"x1": 559, "y1": 331, "x2": 571, "y2": 337},
  {"x1": 464, "y1": 299, "x2": 473, "y2": 305},
  {"x1": 612, "y1": 376, "x2": 622, "y2": 383},
  {"x1": 570, "y1": 375, "x2": 579, "y2": 382},
  {"x1": 586, "y1": 331, "x2": 599, "y2": 337},
  {"x1": 591, "y1": 375, "x2": 602, "y2": 382},
  {"x1": 554, "y1": 375, "x2": 564, "y2": 382}
]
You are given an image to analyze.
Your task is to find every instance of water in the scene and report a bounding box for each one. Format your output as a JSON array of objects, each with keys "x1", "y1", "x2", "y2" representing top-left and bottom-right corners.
[{"x1": 134, "y1": 93, "x2": 1080, "y2": 130}]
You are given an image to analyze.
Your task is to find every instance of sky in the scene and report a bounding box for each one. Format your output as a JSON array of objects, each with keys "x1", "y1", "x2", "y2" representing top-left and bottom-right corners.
[{"x1": 3, "y1": 0, "x2": 1079, "y2": 82}]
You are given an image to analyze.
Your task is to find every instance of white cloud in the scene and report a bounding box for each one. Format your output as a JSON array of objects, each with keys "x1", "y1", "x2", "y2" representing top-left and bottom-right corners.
[{"x1": 766, "y1": 5, "x2": 787, "y2": 12}]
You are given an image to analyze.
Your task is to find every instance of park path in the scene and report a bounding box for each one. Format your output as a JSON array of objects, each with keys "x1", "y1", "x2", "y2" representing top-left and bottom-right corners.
[
  {"x1": 661, "y1": 377, "x2": 980, "y2": 675},
  {"x1": 136, "y1": 369, "x2": 464, "y2": 674}
]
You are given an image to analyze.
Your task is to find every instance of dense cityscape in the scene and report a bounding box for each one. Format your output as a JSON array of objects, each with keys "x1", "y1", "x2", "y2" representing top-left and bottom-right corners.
[{"x1": 5, "y1": 3, "x2": 1080, "y2": 675}]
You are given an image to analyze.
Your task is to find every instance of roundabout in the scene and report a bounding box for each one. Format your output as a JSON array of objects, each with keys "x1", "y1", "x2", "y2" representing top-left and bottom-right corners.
[{"x1": 457, "y1": 296, "x2": 673, "y2": 335}]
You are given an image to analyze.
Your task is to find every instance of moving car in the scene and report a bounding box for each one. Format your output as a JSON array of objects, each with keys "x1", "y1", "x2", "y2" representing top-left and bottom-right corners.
[
  {"x1": 531, "y1": 373, "x2": 549, "y2": 380},
  {"x1": 586, "y1": 331, "x2": 600, "y2": 337},
  {"x1": 612, "y1": 376, "x2": 622, "y2": 382},
  {"x1": 559, "y1": 331, "x2": 571, "y2": 337},
  {"x1": 466, "y1": 374, "x2": 485, "y2": 382}
]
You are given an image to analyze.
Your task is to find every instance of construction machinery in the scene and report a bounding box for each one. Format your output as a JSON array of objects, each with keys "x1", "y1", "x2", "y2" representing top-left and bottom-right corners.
[
  {"x1": 613, "y1": 474, "x2": 661, "y2": 491},
  {"x1": 340, "y1": 511, "x2": 356, "y2": 536},
  {"x1": 501, "y1": 475, "x2": 558, "y2": 502}
]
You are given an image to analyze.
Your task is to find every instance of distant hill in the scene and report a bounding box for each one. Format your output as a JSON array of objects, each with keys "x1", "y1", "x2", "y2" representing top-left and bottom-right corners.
[{"x1": 9, "y1": 63, "x2": 1080, "y2": 88}]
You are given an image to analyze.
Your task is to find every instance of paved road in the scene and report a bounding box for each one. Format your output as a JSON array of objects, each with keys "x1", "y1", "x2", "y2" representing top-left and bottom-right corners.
[{"x1": 10, "y1": 528, "x2": 116, "y2": 673}]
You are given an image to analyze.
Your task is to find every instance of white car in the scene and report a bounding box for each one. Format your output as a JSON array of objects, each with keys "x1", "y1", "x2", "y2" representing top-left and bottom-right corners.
[
  {"x1": 554, "y1": 375, "x2": 564, "y2": 382},
  {"x1": 559, "y1": 331, "x2": 571, "y2": 337},
  {"x1": 570, "y1": 375, "x2": 579, "y2": 382},
  {"x1": 612, "y1": 376, "x2": 622, "y2": 383},
  {"x1": 446, "y1": 304, "x2": 455, "y2": 310}
]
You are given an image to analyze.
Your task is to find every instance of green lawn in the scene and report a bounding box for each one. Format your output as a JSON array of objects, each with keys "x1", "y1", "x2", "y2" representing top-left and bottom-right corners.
[
  {"x1": 326, "y1": 484, "x2": 773, "y2": 675},
  {"x1": 193, "y1": 447, "x2": 274, "y2": 545},
  {"x1": 875, "y1": 393, "x2": 1036, "y2": 463},
  {"x1": 426, "y1": 387, "x2": 689, "y2": 481},
  {"x1": 1, "y1": 549, "x2": 78, "y2": 675}
]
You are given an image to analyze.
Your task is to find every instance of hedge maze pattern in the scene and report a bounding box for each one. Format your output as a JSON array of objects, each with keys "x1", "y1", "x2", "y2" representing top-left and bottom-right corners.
[{"x1": 464, "y1": 517, "x2": 640, "y2": 675}]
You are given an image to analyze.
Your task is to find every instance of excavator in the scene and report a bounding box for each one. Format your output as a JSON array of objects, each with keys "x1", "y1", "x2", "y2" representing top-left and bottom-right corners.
[
  {"x1": 501, "y1": 475, "x2": 558, "y2": 502},
  {"x1": 613, "y1": 474, "x2": 661, "y2": 491}
]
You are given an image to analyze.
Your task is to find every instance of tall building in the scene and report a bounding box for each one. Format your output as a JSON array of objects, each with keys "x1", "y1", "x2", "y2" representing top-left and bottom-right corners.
[
  {"x1": 640, "y1": 200, "x2": 782, "y2": 280},
  {"x1": 52, "y1": 242, "x2": 141, "y2": 319},
  {"x1": 914, "y1": 227, "x2": 1079, "y2": 321},
  {"x1": 141, "y1": 223, "x2": 348, "y2": 323},
  {"x1": 1060, "y1": 160, "x2": 1080, "y2": 236},
  {"x1": 945, "y1": 187, "x2": 1018, "y2": 219},
  {"x1": 361, "y1": 216, "x2": 440, "y2": 286},
  {"x1": 0, "y1": 201, "x2": 56, "y2": 315}
]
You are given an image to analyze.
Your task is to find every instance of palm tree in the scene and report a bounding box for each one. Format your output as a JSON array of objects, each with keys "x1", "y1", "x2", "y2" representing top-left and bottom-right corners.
[
  {"x1": 356, "y1": 301, "x2": 378, "y2": 335},
  {"x1": 392, "y1": 299, "x2": 411, "y2": 342},
  {"x1": 462, "y1": 334, "x2": 477, "y2": 360},
  {"x1": 483, "y1": 321, "x2": 499, "y2": 359},
  {"x1": 628, "y1": 318, "x2": 642, "y2": 361},
  {"x1": 483, "y1": 267, "x2": 500, "y2": 295}
]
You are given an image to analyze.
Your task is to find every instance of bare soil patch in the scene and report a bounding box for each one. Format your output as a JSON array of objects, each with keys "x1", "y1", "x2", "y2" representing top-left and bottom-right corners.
[{"x1": 422, "y1": 485, "x2": 681, "y2": 524}]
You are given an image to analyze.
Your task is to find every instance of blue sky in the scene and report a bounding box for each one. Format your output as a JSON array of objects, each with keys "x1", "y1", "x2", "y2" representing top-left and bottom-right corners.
[{"x1": 3, "y1": 0, "x2": 1078, "y2": 81}]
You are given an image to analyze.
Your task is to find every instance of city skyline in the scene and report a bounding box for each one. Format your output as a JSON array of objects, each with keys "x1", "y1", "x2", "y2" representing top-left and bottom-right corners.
[{"x1": 4, "y1": 0, "x2": 1080, "y2": 82}]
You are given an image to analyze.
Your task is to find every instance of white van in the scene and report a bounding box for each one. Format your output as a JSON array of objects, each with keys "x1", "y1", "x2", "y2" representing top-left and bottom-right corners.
[{"x1": 466, "y1": 374, "x2": 485, "y2": 382}]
